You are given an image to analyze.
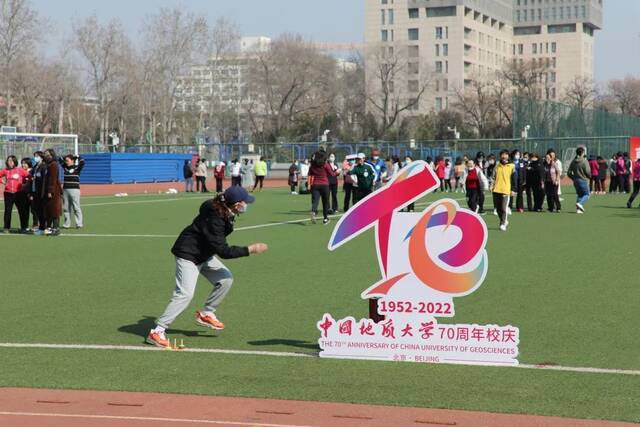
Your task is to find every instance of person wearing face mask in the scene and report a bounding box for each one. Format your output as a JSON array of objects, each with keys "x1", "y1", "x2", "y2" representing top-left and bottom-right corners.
[
  {"x1": 490, "y1": 150, "x2": 516, "y2": 231},
  {"x1": 462, "y1": 159, "x2": 488, "y2": 213},
  {"x1": 509, "y1": 150, "x2": 526, "y2": 213},
  {"x1": 341, "y1": 155, "x2": 357, "y2": 211},
  {"x1": 474, "y1": 152, "x2": 487, "y2": 214},
  {"x1": 299, "y1": 158, "x2": 310, "y2": 194},
  {"x1": 147, "y1": 186, "x2": 268, "y2": 349},
  {"x1": 42, "y1": 149, "x2": 63, "y2": 236},
  {"x1": 327, "y1": 153, "x2": 340, "y2": 213},
  {"x1": 0, "y1": 155, "x2": 30, "y2": 232},
  {"x1": 525, "y1": 153, "x2": 545, "y2": 212},
  {"x1": 368, "y1": 148, "x2": 387, "y2": 190},
  {"x1": 30, "y1": 151, "x2": 47, "y2": 234}
]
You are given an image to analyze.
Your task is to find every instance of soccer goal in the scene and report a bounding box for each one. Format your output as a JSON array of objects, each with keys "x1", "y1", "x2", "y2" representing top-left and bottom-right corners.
[{"x1": 0, "y1": 131, "x2": 79, "y2": 161}]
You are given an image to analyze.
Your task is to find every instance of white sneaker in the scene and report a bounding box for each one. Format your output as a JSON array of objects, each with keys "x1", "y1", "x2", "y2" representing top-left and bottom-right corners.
[
  {"x1": 493, "y1": 209, "x2": 498, "y2": 216},
  {"x1": 576, "y1": 202, "x2": 585, "y2": 213},
  {"x1": 310, "y1": 212, "x2": 317, "y2": 224},
  {"x1": 576, "y1": 210, "x2": 584, "y2": 214},
  {"x1": 506, "y1": 207, "x2": 512, "y2": 215},
  {"x1": 499, "y1": 224, "x2": 507, "y2": 231}
]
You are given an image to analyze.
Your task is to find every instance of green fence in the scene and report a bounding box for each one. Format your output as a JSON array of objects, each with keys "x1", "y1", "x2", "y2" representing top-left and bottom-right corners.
[{"x1": 513, "y1": 96, "x2": 640, "y2": 139}]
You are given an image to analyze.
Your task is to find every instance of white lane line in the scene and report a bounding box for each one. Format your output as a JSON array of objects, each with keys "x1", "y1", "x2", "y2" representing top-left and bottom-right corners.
[
  {"x1": 0, "y1": 342, "x2": 638, "y2": 376},
  {"x1": 0, "y1": 197, "x2": 494, "y2": 238},
  {"x1": 0, "y1": 411, "x2": 311, "y2": 427}
]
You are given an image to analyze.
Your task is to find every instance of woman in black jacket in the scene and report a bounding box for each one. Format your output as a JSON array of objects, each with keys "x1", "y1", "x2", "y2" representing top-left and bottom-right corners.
[
  {"x1": 525, "y1": 153, "x2": 545, "y2": 212},
  {"x1": 147, "y1": 186, "x2": 268, "y2": 349}
]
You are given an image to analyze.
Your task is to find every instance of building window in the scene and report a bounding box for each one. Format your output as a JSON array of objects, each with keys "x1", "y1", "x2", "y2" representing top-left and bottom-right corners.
[
  {"x1": 435, "y1": 44, "x2": 440, "y2": 56},
  {"x1": 435, "y1": 97, "x2": 443, "y2": 111},
  {"x1": 408, "y1": 28, "x2": 419, "y2": 41},
  {"x1": 408, "y1": 62, "x2": 419, "y2": 74},
  {"x1": 443, "y1": 78, "x2": 449, "y2": 91},
  {"x1": 435, "y1": 80, "x2": 440, "y2": 91},
  {"x1": 550, "y1": 72, "x2": 556, "y2": 83},
  {"x1": 381, "y1": 0, "x2": 388, "y2": 4},
  {"x1": 408, "y1": 45, "x2": 419, "y2": 58},
  {"x1": 388, "y1": 9, "x2": 394, "y2": 25},
  {"x1": 408, "y1": 80, "x2": 419, "y2": 92},
  {"x1": 408, "y1": 8, "x2": 419, "y2": 18},
  {"x1": 518, "y1": 44, "x2": 523, "y2": 54},
  {"x1": 381, "y1": 9, "x2": 386, "y2": 25},
  {"x1": 435, "y1": 27, "x2": 443, "y2": 39},
  {"x1": 516, "y1": 10, "x2": 521, "y2": 22},
  {"x1": 381, "y1": 30, "x2": 388, "y2": 42},
  {"x1": 445, "y1": 60, "x2": 449, "y2": 73},
  {"x1": 426, "y1": 6, "x2": 456, "y2": 17},
  {"x1": 552, "y1": 57, "x2": 556, "y2": 67},
  {"x1": 551, "y1": 42, "x2": 556, "y2": 53},
  {"x1": 532, "y1": 43, "x2": 537, "y2": 54},
  {"x1": 435, "y1": 61, "x2": 443, "y2": 73},
  {"x1": 443, "y1": 43, "x2": 448, "y2": 56}
]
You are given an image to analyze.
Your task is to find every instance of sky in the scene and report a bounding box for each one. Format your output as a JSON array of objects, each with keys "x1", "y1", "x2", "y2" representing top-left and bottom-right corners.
[{"x1": 30, "y1": 0, "x2": 638, "y2": 83}]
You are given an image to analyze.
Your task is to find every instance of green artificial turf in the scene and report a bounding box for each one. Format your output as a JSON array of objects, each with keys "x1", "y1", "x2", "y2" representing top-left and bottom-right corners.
[{"x1": 0, "y1": 187, "x2": 638, "y2": 422}]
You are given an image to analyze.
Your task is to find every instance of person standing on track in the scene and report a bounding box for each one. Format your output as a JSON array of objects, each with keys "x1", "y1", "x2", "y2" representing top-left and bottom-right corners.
[
  {"x1": 252, "y1": 157, "x2": 267, "y2": 192},
  {"x1": 147, "y1": 186, "x2": 268, "y2": 349}
]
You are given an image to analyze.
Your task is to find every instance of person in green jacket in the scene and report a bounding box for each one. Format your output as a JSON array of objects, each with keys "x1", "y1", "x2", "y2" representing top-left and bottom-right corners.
[
  {"x1": 349, "y1": 153, "x2": 376, "y2": 202},
  {"x1": 252, "y1": 157, "x2": 268, "y2": 192},
  {"x1": 567, "y1": 147, "x2": 591, "y2": 214}
]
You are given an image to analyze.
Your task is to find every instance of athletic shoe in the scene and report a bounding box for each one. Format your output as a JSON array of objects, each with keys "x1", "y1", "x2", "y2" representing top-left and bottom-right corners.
[
  {"x1": 43, "y1": 228, "x2": 52, "y2": 235},
  {"x1": 506, "y1": 207, "x2": 512, "y2": 215},
  {"x1": 493, "y1": 209, "x2": 498, "y2": 216},
  {"x1": 576, "y1": 210, "x2": 584, "y2": 215},
  {"x1": 33, "y1": 229, "x2": 44, "y2": 236},
  {"x1": 576, "y1": 202, "x2": 585, "y2": 213},
  {"x1": 499, "y1": 224, "x2": 507, "y2": 232},
  {"x1": 310, "y1": 212, "x2": 317, "y2": 224},
  {"x1": 146, "y1": 330, "x2": 171, "y2": 349},
  {"x1": 323, "y1": 218, "x2": 330, "y2": 225},
  {"x1": 62, "y1": 225, "x2": 70, "y2": 229},
  {"x1": 195, "y1": 311, "x2": 225, "y2": 330},
  {"x1": 627, "y1": 201, "x2": 632, "y2": 209},
  {"x1": 1, "y1": 229, "x2": 9, "y2": 234}
]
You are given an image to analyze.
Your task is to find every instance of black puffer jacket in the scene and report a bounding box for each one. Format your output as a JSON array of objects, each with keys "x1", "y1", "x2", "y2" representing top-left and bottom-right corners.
[{"x1": 172, "y1": 200, "x2": 249, "y2": 264}]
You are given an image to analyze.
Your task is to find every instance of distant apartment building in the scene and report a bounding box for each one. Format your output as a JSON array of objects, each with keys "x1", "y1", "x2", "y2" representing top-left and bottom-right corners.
[
  {"x1": 364, "y1": 0, "x2": 602, "y2": 115},
  {"x1": 175, "y1": 36, "x2": 272, "y2": 117}
]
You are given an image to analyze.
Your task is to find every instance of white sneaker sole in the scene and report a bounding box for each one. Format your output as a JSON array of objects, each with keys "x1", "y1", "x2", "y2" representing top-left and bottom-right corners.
[
  {"x1": 195, "y1": 318, "x2": 224, "y2": 330},
  {"x1": 146, "y1": 336, "x2": 171, "y2": 349}
]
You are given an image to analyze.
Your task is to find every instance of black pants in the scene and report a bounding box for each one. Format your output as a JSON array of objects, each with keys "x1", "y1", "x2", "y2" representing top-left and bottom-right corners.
[
  {"x1": 509, "y1": 185, "x2": 524, "y2": 211},
  {"x1": 355, "y1": 187, "x2": 372, "y2": 203},
  {"x1": 31, "y1": 197, "x2": 46, "y2": 230},
  {"x1": 215, "y1": 177, "x2": 223, "y2": 193},
  {"x1": 290, "y1": 183, "x2": 297, "y2": 192},
  {"x1": 231, "y1": 176, "x2": 241, "y2": 187},
  {"x1": 492, "y1": 193, "x2": 509, "y2": 225},
  {"x1": 478, "y1": 190, "x2": 485, "y2": 213},
  {"x1": 197, "y1": 176, "x2": 208, "y2": 192},
  {"x1": 545, "y1": 182, "x2": 561, "y2": 211},
  {"x1": 329, "y1": 183, "x2": 338, "y2": 212},
  {"x1": 628, "y1": 181, "x2": 640, "y2": 206},
  {"x1": 311, "y1": 185, "x2": 330, "y2": 219},
  {"x1": 609, "y1": 175, "x2": 618, "y2": 193},
  {"x1": 466, "y1": 188, "x2": 480, "y2": 212},
  {"x1": 4, "y1": 192, "x2": 30, "y2": 230},
  {"x1": 253, "y1": 175, "x2": 265, "y2": 191},
  {"x1": 343, "y1": 184, "x2": 356, "y2": 211},
  {"x1": 530, "y1": 184, "x2": 544, "y2": 211}
]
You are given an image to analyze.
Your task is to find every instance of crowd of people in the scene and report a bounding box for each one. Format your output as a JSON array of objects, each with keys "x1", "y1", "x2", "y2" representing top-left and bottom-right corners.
[
  {"x1": 184, "y1": 157, "x2": 269, "y2": 194},
  {"x1": 1, "y1": 150, "x2": 84, "y2": 235}
]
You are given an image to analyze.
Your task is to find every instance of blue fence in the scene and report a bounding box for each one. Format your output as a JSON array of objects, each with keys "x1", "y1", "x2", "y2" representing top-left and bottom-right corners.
[{"x1": 81, "y1": 153, "x2": 192, "y2": 184}]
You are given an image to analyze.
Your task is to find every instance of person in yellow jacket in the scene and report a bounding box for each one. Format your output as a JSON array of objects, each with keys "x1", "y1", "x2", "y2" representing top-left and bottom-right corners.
[
  {"x1": 252, "y1": 157, "x2": 268, "y2": 192},
  {"x1": 491, "y1": 150, "x2": 516, "y2": 231}
]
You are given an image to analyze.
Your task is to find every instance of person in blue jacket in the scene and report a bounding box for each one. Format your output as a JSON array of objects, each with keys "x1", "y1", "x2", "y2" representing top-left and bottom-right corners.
[{"x1": 368, "y1": 148, "x2": 387, "y2": 190}]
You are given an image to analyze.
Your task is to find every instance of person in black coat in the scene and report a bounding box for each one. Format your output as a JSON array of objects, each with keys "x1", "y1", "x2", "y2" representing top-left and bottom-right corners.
[
  {"x1": 183, "y1": 160, "x2": 194, "y2": 192},
  {"x1": 147, "y1": 186, "x2": 268, "y2": 349},
  {"x1": 525, "y1": 153, "x2": 545, "y2": 212}
]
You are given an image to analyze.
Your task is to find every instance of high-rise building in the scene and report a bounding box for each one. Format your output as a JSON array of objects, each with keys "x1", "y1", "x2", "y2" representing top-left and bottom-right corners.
[{"x1": 364, "y1": 0, "x2": 603, "y2": 116}]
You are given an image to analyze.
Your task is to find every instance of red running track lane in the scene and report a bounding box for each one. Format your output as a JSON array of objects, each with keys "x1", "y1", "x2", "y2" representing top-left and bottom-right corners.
[{"x1": 0, "y1": 388, "x2": 634, "y2": 427}]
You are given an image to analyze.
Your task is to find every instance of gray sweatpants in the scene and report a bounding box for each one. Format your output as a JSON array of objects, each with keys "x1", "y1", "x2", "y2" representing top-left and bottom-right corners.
[
  {"x1": 156, "y1": 256, "x2": 233, "y2": 329},
  {"x1": 63, "y1": 188, "x2": 83, "y2": 228}
]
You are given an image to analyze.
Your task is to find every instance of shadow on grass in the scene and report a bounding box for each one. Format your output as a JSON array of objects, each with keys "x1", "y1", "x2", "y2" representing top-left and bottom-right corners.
[
  {"x1": 118, "y1": 316, "x2": 214, "y2": 340},
  {"x1": 247, "y1": 338, "x2": 320, "y2": 351}
]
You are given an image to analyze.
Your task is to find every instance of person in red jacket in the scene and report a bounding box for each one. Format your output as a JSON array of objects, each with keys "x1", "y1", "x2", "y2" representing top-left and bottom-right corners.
[
  {"x1": 1, "y1": 155, "x2": 30, "y2": 232},
  {"x1": 434, "y1": 156, "x2": 446, "y2": 192},
  {"x1": 308, "y1": 150, "x2": 337, "y2": 225},
  {"x1": 214, "y1": 161, "x2": 226, "y2": 193}
]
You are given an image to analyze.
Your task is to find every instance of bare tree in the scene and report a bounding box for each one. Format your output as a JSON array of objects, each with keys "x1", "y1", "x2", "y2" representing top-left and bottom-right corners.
[
  {"x1": 335, "y1": 52, "x2": 366, "y2": 141},
  {"x1": 365, "y1": 43, "x2": 430, "y2": 137},
  {"x1": 210, "y1": 17, "x2": 240, "y2": 60},
  {"x1": 10, "y1": 54, "x2": 48, "y2": 131},
  {"x1": 0, "y1": 0, "x2": 41, "y2": 125},
  {"x1": 140, "y1": 7, "x2": 208, "y2": 144},
  {"x1": 500, "y1": 58, "x2": 552, "y2": 100},
  {"x1": 563, "y1": 76, "x2": 597, "y2": 111},
  {"x1": 246, "y1": 34, "x2": 336, "y2": 142},
  {"x1": 73, "y1": 15, "x2": 131, "y2": 145},
  {"x1": 607, "y1": 77, "x2": 640, "y2": 116},
  {"x1": 453, "y1": 74, "x2": 495, "y2": 138}
]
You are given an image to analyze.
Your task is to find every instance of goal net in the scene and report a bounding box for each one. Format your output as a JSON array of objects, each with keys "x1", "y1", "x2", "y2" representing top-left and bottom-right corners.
[{"x1": 0, "y1": 132, "x2": 80, "y2": 161}]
